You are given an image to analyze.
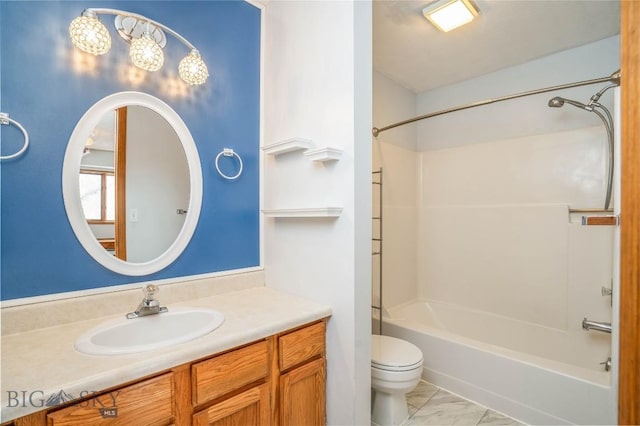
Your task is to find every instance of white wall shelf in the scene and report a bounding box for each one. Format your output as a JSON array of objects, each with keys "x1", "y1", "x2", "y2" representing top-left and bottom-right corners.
[
  {"x1": 262, "y1": 138, "x2": 313, "y2": 156},
  {"x1": 304, "y1": 147, "x2": 343, "y2": 163},
  {"x1": 262, "y1": 207, "x2": 343, "y2": 218}
]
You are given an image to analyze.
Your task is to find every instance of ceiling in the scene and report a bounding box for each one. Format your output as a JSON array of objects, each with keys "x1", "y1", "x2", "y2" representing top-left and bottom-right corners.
[
  {"x1": 87, "y1": 112, "x2": 115, "y2": 151},
  {"x1": 373, "y1": 0, "x2": 620, "y2": 93}
]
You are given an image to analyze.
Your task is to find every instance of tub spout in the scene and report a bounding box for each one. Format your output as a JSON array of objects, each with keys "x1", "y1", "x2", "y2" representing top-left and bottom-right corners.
[{"x1": 582, "y1": 318, "x2": 612, "y2": 334}]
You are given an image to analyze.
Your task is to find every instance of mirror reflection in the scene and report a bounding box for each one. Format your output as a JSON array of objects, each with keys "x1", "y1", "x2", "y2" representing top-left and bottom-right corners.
[{"x1": 79, "y1": 106, "x2": 190, "y2": 263}]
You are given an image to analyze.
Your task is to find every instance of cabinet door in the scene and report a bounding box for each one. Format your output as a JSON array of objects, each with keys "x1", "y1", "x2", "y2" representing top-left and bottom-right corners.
[
  {"x1": 192, "y1": 384, "x2": 269, "y2": 426},
  {"x1": 47, "y1": 373, "x2": 173, "y2": 426},
  {"x1": 279, "y1": 358, "x2": 326, "y2": 426}
]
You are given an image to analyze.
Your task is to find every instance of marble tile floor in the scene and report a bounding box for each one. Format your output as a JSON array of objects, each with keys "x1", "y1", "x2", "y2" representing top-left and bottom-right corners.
[{"x1": 403, "y1": 381, "x2": 525, "y2": 426}]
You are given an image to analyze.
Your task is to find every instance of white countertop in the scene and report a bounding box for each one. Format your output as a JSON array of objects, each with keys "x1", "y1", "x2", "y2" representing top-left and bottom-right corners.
[{"x1": 1, "y1": 286, "x2": 331, "y2": 422}]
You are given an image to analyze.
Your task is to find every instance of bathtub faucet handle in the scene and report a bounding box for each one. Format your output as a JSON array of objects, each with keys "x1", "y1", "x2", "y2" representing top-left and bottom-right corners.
[{"x1": 602, "y1": 285, "x2": 613, "y2": 307}]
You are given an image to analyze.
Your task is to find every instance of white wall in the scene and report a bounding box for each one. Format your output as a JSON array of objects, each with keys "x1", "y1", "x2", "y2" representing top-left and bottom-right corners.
[
  {"x1": 416, "y1": 36, "x2": 620, "y2": 150},
  {"x1": 262, "y1": 2, "x2": 371, "y2": 425},
  {"x1": 373, "y1": 72, "x2": 417, "y2": 152},
  {"x1": 126, "y1": 106, "x2": 190, "y2": 262},
  {"x1": 372, "y1": 72, "x2": 418, "y2": 309}
]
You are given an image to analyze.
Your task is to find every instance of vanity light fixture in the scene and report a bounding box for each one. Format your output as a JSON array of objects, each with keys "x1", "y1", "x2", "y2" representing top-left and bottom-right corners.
[
  {"x1": 69, "y1": 8, "x2": 208, "y2": 85},
  {"x1": 69, "y1": 10, "x2": 111, "y2": 55},
  {"x1": 422, "y1": 0, "x2": 479, "y2": 32},
  {"x1": 129, "y1": 30, "x2": 164, "y2": 72}
]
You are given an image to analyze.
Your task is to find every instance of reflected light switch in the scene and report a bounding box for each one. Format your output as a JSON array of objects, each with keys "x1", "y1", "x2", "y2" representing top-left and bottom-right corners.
[{"x1": 129, "y1": 208, "x2": 139, "y2": 222}]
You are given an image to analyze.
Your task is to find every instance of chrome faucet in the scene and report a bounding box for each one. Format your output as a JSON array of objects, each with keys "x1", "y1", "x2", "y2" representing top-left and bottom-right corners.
[
  {"x1": 582, "y1": 318, "x2": 612, "y2": 334},
  {"x1": 126, "y1": 284, "x2": 168, "y2": 319}
]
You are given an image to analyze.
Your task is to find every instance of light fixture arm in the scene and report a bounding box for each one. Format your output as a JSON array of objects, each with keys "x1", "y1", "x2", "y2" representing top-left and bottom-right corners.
[{"x1": 82, "y1": 8, "x2": 196, "y2": 51}]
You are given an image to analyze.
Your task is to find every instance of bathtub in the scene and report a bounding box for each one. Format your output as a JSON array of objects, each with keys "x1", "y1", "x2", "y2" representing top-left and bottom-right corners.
[{"x1": 382, "y1": 300, "x2": 616, "y2": 425}]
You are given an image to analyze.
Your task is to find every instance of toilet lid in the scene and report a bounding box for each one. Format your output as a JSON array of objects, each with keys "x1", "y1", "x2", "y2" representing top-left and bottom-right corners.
[{"x1": 371, "y1": 335, "x2": 423, "y2": 371}]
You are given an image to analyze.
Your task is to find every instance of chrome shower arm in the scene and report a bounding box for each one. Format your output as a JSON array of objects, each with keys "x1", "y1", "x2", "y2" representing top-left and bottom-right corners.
[
  {"x1": 589, "y1": 83, "x2": 618, "y2": 106},
  {"x1": 82, "y1": 8, "x2": 197, "y2": 50}
]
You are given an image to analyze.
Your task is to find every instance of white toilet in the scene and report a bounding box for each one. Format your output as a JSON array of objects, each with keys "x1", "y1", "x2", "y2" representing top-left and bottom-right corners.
[{"x1": 371, "y1": 334, "x2": 424, "y2": 426}]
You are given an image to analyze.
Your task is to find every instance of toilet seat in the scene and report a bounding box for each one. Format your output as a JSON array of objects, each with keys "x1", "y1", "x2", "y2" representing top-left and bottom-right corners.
[
  {"x1": 371, "y1": 335, "x2": 423, "y2": 372},
  {"x1": 372, "y1": 359, "x2": 423, "y2": 372}
]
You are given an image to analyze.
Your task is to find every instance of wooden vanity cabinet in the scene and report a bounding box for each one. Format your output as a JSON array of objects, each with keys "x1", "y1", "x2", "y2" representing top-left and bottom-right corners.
[
  {"x1": 2, "y1": 319, "x2": 327, "y2": 426},
  {"x1": 277, "y1": 321, "x2": 326, "y2": 426},
  {"x1": 193, "y1": 320, "x2": 327, "y2": 426}
]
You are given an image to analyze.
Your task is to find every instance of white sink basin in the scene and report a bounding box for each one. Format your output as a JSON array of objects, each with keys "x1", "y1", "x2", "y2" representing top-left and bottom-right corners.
[{"x1": 75, "y1": 307, "x2": 224, "y2": 356}]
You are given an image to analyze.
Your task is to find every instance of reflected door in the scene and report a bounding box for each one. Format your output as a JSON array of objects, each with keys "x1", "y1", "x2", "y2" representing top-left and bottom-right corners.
[{"x1": 115, "y1": 107, "x2": 127, "y2": 260}]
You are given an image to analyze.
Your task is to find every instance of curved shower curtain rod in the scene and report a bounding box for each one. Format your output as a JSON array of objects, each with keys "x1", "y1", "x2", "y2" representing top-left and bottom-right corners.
[{"x1": 372, "y1": 70, "x2": 621, "y2": 137}]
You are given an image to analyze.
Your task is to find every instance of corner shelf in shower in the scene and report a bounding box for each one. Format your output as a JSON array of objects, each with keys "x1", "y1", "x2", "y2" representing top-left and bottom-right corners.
[
  {"x1": 262, "y1": 138, "x2": 313, "y2": 156},
  {"x1": 262, "y1": 207, "x2": 343, "y2": 218}
]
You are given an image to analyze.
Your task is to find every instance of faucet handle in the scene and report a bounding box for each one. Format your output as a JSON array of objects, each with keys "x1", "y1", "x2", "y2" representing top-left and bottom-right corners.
[{"x1": 143, "y1": 284, "x2": 159, "y2": 300}]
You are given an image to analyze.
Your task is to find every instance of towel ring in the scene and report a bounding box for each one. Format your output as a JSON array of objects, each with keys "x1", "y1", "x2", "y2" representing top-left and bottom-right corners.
[
  {"x1": 0, "y1": 113, "x2": 29, "y2": 161},
  {"x1": 215, "y1": 148, "x2": 243, "y2": 180}
]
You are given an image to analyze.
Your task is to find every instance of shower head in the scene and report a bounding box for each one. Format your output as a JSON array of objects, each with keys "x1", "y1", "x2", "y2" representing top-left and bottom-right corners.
[
  {"x1": 548, "y1": 91, "x2": 615, "y2": 211},
  {"x1": 548, "y1": 96, "x2": 590, "y2": 110},
  {"x1": 549, "y1": 70, "x2": 620, "y2": 110}
]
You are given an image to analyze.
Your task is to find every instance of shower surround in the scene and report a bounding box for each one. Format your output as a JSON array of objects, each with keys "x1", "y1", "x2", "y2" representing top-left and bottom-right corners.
[{"x1": 374, "y1": 124, "x2": 618, "y2": 425}]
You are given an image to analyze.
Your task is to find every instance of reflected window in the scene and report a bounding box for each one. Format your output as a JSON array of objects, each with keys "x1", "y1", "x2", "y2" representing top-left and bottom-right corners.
[{"x1": 79, "y1": 170, "x2": 115, "y2": 223}]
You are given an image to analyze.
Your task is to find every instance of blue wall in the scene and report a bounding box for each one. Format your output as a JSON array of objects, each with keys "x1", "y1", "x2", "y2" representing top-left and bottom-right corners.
[{"x1": 0, "y1": 1, "x2": 261, "y2": 300}]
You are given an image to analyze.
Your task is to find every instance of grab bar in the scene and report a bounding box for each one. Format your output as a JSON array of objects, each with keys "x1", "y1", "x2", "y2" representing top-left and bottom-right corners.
[
  {"x1": 569, "y1": 208, "x2": 613, "y2": 214},
  {"x1": 582, "y1": 318, "x2": 612, "y2": 334},
  {"x1": 0, "y1": 112, "x2": 30, "y2": 161}
]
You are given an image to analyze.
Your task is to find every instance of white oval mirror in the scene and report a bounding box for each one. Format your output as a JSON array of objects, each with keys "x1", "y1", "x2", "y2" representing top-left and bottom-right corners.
[{"x1": 63, "y1": 92, "x2": 202, "y2": 276}]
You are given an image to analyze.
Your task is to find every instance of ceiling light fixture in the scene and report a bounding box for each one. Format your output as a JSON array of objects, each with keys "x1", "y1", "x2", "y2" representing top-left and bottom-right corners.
[
  {"x1": 422, "y1": 0, "x2": 479, "y2": 32},
  {"x1": 69, "y1": 8, "x2": 208, "y2": 85}
]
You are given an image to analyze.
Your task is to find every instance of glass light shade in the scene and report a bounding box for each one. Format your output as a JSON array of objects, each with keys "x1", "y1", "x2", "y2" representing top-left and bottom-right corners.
[
  {"x1": 130, "y1": 33, "x2": 164, "y2": 72},
  {"x1": 69, "y1": 15, "x2": 111, "y2": 56},
  {"x1": 423, "y1": 0, "x2": 478, "y2": 32},
  {"x1": 179, "y1": 50, "x2": 209, "y2": 85}
]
